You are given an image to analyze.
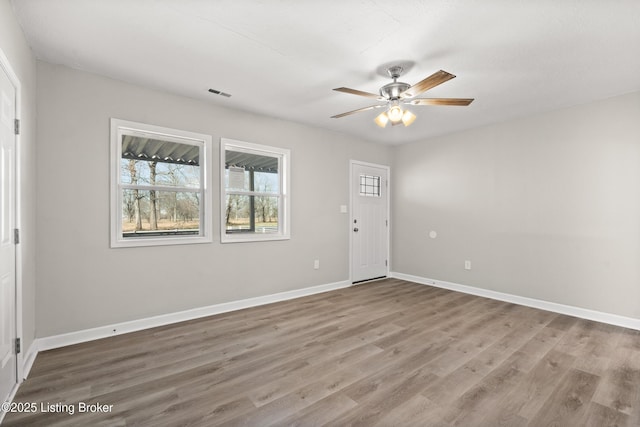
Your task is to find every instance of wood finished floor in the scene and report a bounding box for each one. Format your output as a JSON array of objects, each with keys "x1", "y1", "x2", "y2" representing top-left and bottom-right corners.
[{"x1": 4, "y1": 278, "x2": 640, "y2": 426}]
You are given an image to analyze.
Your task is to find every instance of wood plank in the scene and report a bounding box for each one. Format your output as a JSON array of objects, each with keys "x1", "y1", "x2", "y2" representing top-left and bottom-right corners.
[
  {"x1": 477, "y1": 349, "x2": 576, "y2": 424},
  {"x1": 439, "y1": 358, "x2": 526, "y2": 426},
  {"x1": 273, "y1": 392, "x2": 358, "y2": 426},
  {"x1": 528, "y1": 368, "x2": 600, "y2": 426},
  {"x1": 583, "y1": 402, "x2": 631, "y2": 427},
  {"x1": 591, "y1": 333, "x2": 640, "y2": 418}
]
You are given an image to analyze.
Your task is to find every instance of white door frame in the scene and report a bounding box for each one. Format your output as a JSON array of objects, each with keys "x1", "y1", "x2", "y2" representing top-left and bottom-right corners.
[
  {"x1": 349, "y1": 160, "x2": 390, "y2": 283},
  {"x1": 0, "y1": 47, "x2": 24, "y2": 390}
]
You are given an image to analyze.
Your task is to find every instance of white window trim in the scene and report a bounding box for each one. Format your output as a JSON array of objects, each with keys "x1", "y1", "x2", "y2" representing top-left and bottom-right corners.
[
  {"x1": 110, "y1": 118, "x2": 213, "y2": 248},
  {"x1": 220, "y1": 138, "x2": 290, "y2": 243}
]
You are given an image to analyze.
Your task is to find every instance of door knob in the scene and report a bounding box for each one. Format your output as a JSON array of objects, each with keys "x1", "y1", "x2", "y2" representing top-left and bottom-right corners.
[{"x1": 353, "y1": 227, "x2": 359, "y2": 232}]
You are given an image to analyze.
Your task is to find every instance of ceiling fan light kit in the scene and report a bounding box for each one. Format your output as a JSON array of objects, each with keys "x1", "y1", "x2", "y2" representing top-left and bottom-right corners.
[
  {"x1": 374, "y1": 106, "x2": 416, "y2": 128},
  {"x1": 331, "y1": 65, "x2": 473, "y2": 128}
]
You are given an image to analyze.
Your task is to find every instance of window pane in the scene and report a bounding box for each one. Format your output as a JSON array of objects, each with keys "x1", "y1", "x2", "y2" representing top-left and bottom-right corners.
[
  {"x1": 225, "y1": 195, "x2": 279, "y2": 234},
  {"x1": 253, "y1": 171, "x2": 279, "y2": 194},
  {"x1": 121, "y1": 137, "x2": 201, "y2": 188},
  {"x1": 224, "y1": 150, "x2": 280, "y2": 193},
  {"x1": 359, "y1": 174, "x2": 380, "y2": 197},
  {"x1": 122, "y1": 189, "x2": 200, "y2": 237}
]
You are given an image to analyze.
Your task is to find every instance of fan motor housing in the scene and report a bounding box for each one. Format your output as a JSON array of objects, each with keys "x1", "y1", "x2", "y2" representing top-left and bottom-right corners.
[{"x1": 380, "y1": 81, "x2": 410, "y2": 100}]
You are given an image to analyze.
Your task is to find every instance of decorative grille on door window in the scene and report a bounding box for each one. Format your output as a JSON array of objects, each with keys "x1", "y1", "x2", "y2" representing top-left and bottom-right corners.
[{"x1": 359, "y1": 174, "x2": 381, "y2": 197}]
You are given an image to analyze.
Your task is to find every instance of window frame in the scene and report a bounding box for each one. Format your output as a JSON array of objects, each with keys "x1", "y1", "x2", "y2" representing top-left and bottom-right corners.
[
  {"x1": 220, "y1": 138, "x2": 290, "y2": 243},
  {"x1": 110, "y1": 118, "x2": 213, "y2": 248}
]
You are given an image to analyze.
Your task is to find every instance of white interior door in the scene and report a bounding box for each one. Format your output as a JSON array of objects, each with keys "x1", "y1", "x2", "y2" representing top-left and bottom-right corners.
[
  {"x1": 0, "y1": 62, "x2": 17, "y2": 404},
  {"x1": 351, "y1": 161, "x2": 389, "y2": 283}
]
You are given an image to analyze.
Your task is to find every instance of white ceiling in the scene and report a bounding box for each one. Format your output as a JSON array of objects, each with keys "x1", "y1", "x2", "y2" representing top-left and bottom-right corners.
[{"x1": 12, "y1": 0, "x2": 640, "y2": 145}]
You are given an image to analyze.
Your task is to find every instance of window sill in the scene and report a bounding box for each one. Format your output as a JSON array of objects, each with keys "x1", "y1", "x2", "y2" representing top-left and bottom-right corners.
[
  {"x1": 110, "y1": 235, "x2": 212, "y2": 248},
  {"x1": 220, "y1": 233, "x2": 290, "y2": 244}
]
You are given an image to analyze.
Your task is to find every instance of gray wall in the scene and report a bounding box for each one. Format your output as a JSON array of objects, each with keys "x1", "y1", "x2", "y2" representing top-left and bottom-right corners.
[
  {"x1": 0, "y1": 0, "x2": 37, "y2": 354},
  {"x1": 36, "y1": 61, "x2": 391, "y2": 337},
  {"x1": 392, "y1": 91, "x2": 640, "y2": 319}
]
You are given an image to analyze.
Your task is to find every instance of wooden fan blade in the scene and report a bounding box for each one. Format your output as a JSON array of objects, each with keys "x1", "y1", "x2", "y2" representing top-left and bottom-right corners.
[
  {"x1": 408, "y1": 98, "x2": 474, "y2": 106},
  {"x1": 400, "y1": 70, "x2": 456, "y2": 98},
  {"x1": 333, "y1": 87, "x2": 385, "y2": 100},
  {"x1": 330, "y1": 104, "x2": 385, "y2": 119}
]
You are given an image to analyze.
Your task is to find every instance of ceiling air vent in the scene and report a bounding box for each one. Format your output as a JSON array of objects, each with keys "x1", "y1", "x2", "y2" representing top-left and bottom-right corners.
[{"x1": 208, "y1": 88, "x2": 231, "y2": 98}]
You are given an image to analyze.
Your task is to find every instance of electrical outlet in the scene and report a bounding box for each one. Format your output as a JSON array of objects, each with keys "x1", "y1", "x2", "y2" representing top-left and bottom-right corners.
[
  {"x1": 314, "y1": 259, "x2": 320, "y2": 269},
  {"x1": 464, "y1": 260, "x2": 471, "y2": 270}
]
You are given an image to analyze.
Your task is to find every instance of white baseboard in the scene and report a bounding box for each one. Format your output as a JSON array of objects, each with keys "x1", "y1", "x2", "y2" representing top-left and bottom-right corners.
[
  {"x1": 391, "y1": 272, "x2": 640, "y2": 331},
  {"x1": 1, "y1": 343, "x2": 37, "y2": 422},
  {"x1": 0, "y1": 382, "x2": 19, "y2": 424},
  {"x1": 34, "y1": 279, "x2": 351, "y2": 355},
  {"x1": 21, "y1": 341, "x2": 38, "y2": 380}
]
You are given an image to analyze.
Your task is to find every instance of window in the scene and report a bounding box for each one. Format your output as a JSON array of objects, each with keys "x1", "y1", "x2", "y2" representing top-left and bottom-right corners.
[
  {"x1": 110, "y1": 119, "x2": 212, "y2": 247},
  {"x1": 221, "y1": 138, "x2": 290, "y2": 243},
  {"x1": 359, "y1": 174, "x2": 381, "y2": 197}
]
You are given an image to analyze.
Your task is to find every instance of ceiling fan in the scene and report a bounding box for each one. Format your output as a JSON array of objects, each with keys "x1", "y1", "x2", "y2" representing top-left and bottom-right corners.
[{"x1": 331, "y1": 66, "x2": 473, "y2": 127}]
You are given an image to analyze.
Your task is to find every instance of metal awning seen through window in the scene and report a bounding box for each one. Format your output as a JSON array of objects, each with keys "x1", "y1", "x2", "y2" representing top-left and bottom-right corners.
[
  {"x1": 225, "y1": 150, "x2": 278, "y2": 173},
  {"x1": 122, "y1": 136, "x2": 200, "y2": 166}
]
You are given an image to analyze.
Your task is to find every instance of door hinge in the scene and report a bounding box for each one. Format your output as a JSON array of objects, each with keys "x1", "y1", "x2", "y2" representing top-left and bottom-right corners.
[
  {"x1": 14, "y1": 228, "x2": 20, "y2": 244},
  {"x1": 15, "y1": 338, "x2": 21, "y2": 354},
  {"x1": 385, "y1": 260, "x2": 388, "y2": 267},
  {"x1": 14, "y1": 119, "x2": 20, "y2": 135},
  {"x1": 385, "y1": 219, "x2": 388, "y2": 226}
]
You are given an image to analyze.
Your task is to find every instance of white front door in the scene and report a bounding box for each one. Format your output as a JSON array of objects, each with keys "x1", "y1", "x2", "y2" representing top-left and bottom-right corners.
[
  {"x1": 0, "y1": 61, "x2": 17, "y2": 404},
  {"x1": 351, "y1": 161, "x2": 389, "y2": 283}
]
